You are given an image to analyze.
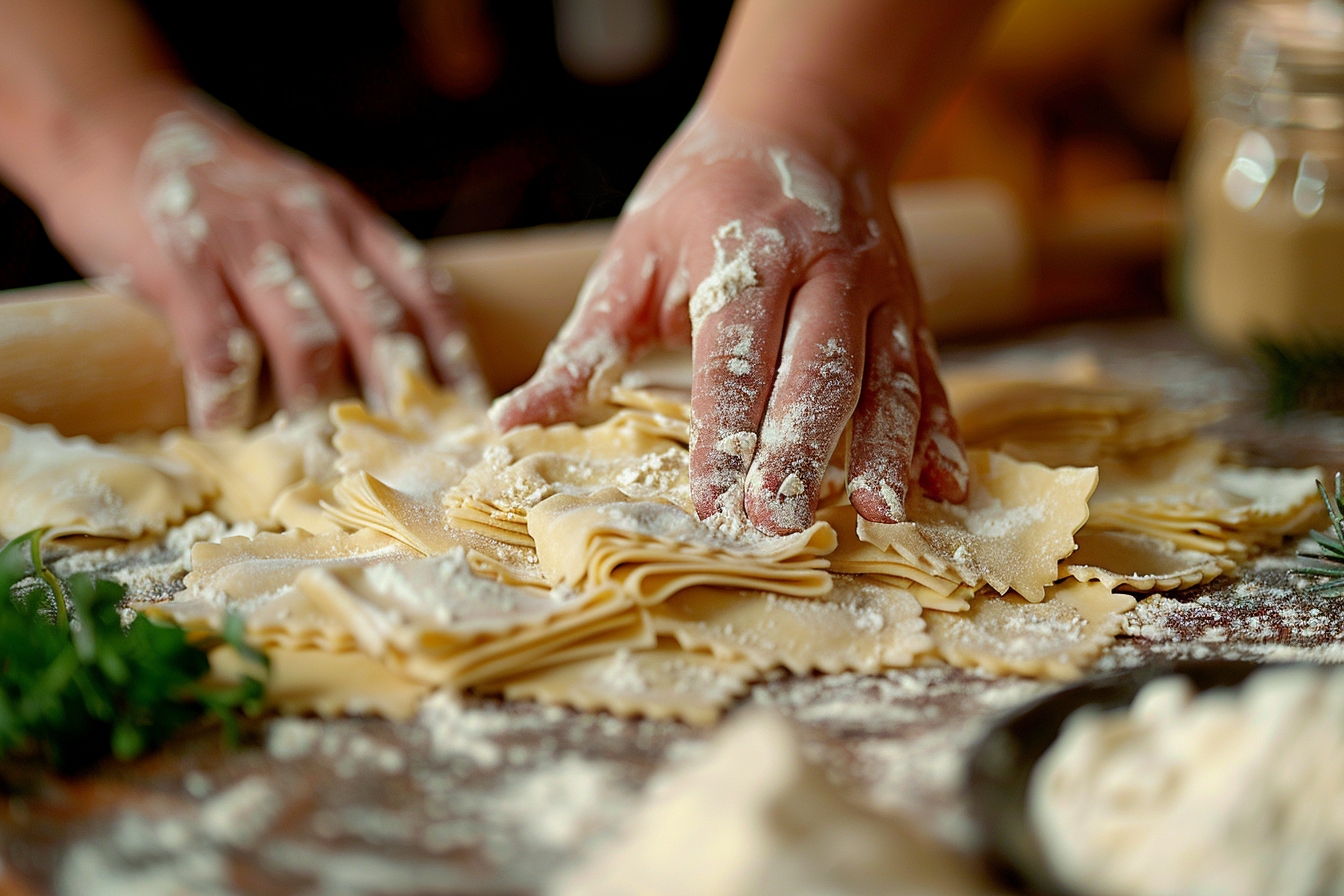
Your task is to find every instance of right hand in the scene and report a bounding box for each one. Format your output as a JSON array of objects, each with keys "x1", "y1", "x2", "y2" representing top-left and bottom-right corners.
[
  {"x1": 492, "y1": 110, "x2": 968, "y2": 534},
  {"x1": 35, "y1": 79, "x2": 485, "y2": 430}
]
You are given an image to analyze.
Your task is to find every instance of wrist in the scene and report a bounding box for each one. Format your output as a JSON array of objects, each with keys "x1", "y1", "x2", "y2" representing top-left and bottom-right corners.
[
  {"x1": 698, "y1": 78, "x2": 901, "y2": 181},
  {"x1": 13, "y1": 73, "x2": 195, "y2": 222}
]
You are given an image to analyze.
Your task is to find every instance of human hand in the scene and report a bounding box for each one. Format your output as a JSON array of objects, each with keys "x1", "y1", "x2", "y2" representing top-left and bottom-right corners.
[
  {"x1": 36, "y1": 82, "x2": 484, "y2": 430},
  {"x1": 491, "y1": 111, "x2": 967, "y2": 534}
]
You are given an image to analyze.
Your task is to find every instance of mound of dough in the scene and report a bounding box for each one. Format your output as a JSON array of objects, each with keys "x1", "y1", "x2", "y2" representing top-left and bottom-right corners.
[
  {"x1": 528, "y1": 488, "x2": 836, "y2": 605},
  {"x1": 553, "y1": 710, "x2": 1002, "y2": 895},
  {"x1": 0, "y1": 415, "x2": 209, "y2": 541},
  {"x1": 924, "y1": 580, "x2": 1136, "y2": 680},
  {"x1": 1031, "y1": 667, "x2": 1344, "y2": 896}
]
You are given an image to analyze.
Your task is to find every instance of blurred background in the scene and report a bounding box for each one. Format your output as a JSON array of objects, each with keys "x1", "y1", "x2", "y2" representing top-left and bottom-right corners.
[{"x1": 0, "y1": 0, "x2": 1190, "y2": 317}]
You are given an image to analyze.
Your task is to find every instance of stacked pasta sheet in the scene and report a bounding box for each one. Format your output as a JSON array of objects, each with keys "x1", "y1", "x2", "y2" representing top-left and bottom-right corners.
[{"x1": 0, "y1": 353, "x2": 1323, "y2": 723}]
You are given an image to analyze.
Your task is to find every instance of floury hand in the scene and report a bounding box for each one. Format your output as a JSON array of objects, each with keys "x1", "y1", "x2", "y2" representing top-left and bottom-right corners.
[
  {"x1": 36, "y1": 84, "x2": 486, "y2": 430},
  {"x1": 491, "y1": 111, "x2": 968, "y2": 535}
]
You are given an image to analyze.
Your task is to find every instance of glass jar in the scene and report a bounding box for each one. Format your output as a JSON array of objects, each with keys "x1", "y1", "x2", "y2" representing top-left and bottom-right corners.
[{"x1": 1181, "y1": 0, "x2": 1344, "y2": 350}]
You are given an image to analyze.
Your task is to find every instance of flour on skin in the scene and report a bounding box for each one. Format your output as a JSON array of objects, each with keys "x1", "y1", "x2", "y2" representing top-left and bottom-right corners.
[
  {"x1": 688, "y1": 221, "x2": 783, "y2": 337},
  {"x1": 137, "y1": 114, "x2": 220, "y2": 261},
  {"x1": 767, "y1": 148, "x2": 842, "y2": 234},
  {"x1": 186, "y1": 327, "x2": 261, "y2": 430},
  {"x1": 248, "y1": 241, "x2": 339, "y2": 347},
  {"x1": 719, "y1": 324, "x2": 755, "y2": 377}
]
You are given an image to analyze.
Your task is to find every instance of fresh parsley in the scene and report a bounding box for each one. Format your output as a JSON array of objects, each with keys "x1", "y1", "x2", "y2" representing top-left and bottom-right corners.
[{"x1": 0, "y1": 529, "x2": 267, "y2": 772}]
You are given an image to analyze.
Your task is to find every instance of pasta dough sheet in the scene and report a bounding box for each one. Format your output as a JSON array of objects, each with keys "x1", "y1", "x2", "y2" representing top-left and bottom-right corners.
[
  {"x1": 1087, "y1": 439, "x2": 1324, "y2": 555},
  {"x1": 943, "y1": 352, "x2": 1229, "y2": 467},
  {"x1": 498, "y1": 641, "x2": 760, "y2": 726},
  {"x1": 829, "y1": 451, "x2": 1097, "y2": 603},
  {"x1": 296, "y1": 553, "x2": 652, "y2": 689},
  {"x1": 443, "y1": 414, "x2": 690, "y2": 531},
  {"x1": 1062, "y1": 529, "x2": 1236, "y2": 592},
  {"x1": 148, "y1": 529, "x2": 418, "y2": 648},
  {"x1": 13, "y1": 341, "x2": 1329, "y2": 723},
  {"x1": 924, "y1": 580, "x2": 1137, "y2": 680},
  {"x1": 528, "y1": 488, "x2": 836, "y2": 605},
  {"x1": 210, "y1": 643, "x2": 429, "y2": 721},
  {"x1": 651, "y1": 576, "x2": 931, "y2": 675},
  {"x1": 0, "y1": 415, "x2": 209, "y2": 541},
  {"x1": 164, "y1": 409, "x2": 334, "y2": 529}
]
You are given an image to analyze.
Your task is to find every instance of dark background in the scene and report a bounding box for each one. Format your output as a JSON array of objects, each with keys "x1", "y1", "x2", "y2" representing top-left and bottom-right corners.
[{"x1": 0, "y1": 1, "x2": 734, "y2": 291}]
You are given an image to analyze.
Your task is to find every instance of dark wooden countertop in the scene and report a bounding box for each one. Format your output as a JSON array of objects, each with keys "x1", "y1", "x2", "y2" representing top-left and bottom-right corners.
[{"x1": 4, "y1": 317, "x2": 1342, "y2": 896}]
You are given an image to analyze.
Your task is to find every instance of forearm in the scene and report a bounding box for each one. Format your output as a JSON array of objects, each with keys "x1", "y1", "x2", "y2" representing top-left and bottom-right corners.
[
  {"x1": 701, "y1": 0, "x2": 998, "y2": 172},
  {"x1": 0, "y1": 0, "x2": 181, "y2": 208}
]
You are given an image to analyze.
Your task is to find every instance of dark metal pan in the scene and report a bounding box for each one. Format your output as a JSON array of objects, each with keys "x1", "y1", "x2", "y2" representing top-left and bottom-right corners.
[{"x1": 967, "y1": 659, "x2": 1268, "y2": 895}]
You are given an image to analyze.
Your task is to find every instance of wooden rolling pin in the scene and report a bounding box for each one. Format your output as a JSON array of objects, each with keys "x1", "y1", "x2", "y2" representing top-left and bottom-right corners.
[{"x1": 0, "y1": 180, "x2": 1033, "y2": 439}]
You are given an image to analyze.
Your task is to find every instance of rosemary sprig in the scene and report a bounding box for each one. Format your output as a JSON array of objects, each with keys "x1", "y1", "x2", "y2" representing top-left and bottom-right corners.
[
  {"x1": 1256, "y1": 339, "x2": 1344, "y2": 415},
  {"x1": 0, "y1": 529, "x2": 268, "y2": 772},
  {"x1": 1294, "y1": 473, "x2": 1344, "y2": 598}
]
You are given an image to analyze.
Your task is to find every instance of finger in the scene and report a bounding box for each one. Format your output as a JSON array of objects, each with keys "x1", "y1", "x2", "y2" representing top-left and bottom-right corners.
[
  {"x1": 490, "y1": 248, "x2": 650, "y2": 430},
  {"x1": 912, "y1": 326, "x2": 969, "y2": 503},
  {"x1": 686, "y1": 223, "x2": 793, "y2": 521},
  {"x1": 143, "y1": 256, "x2": 262, "y2": 431},
  {"x1": 847, "y1": 306, "x2": 921, "y2": 523},
  {"x1": 656, "y1": 248, "x2": 694, "y2": 347},
  {"x1": 742, "y1": 269, "x2": 864, "y2": 534},
  {"x1": 337, "y1": 192, "x2": 489, "y2": 403},
  {"x1": 225, "y1": 239, "x2": 347, "y2": 410},
  {"x1": 282, "y1": 210, "x2": 421, "y2": 407}
]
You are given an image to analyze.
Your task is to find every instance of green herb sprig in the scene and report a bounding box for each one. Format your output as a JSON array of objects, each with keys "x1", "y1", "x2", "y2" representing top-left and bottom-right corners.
[
  {"x1": 1294, "y1": 473, "x2": 1344, "y2": 598},
  {"x1": 0, "y1": 529, "x2": 267, "y2": 772},
  {"x1": 1256, "y1": 339, "x2": 1344, "y2": 415}
]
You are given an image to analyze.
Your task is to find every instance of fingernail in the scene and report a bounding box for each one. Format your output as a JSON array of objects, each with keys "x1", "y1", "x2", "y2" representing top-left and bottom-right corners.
[
  {"x1": 435, "y1": 331, "x2": 473, "y2": 369},
  {"x1": 746, "y1": 466, "x2": 812, "y2": 535},
  {"x1": 434, "y1": 333, "x2": 489, "y2": 408},
  {"x1": 714, "y1": 431, "x2": 758, "y2": 464},
  {"x1": 279, "y1": 183, "x2": 325, "y2": 210},
  {"x1": 285, "y1": 278, "x2": 341, "y2": 346},
  {"x1": 251, "y1": 241, "x2": 295, "y2": 289},
  {"x1": 848, "y1": 473, "x2": 907, "y2": 522},
  {"x1": 778, "y1": 472, "x2": 804, "y2": 497}
]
